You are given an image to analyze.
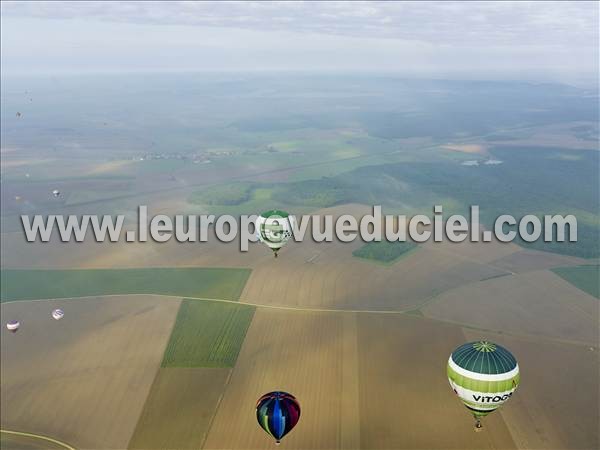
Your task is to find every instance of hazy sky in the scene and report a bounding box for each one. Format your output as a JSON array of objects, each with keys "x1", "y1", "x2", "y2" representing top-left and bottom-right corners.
[{"x1": 1, "y1": 1, "x2": 598, "y2": 85}]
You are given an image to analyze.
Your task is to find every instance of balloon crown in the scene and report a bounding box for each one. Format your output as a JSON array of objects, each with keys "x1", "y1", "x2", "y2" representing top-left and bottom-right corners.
[{"x1": 472, "y1": 341, "x2": 497, "y2": 352}]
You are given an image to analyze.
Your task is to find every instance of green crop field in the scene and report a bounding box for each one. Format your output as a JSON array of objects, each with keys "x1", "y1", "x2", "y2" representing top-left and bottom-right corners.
[
  {"x1": 0, "y1": 268, "x2": 251, "y2": 302},
  {"x1": 161, "y1": 300, "x2": 256, "y2": 368},
  {"x1": 188, "y1": 182, "x2": 254, "y2": 206},
  {"x1": 352, "y1": 240, "x2": 418, "y2": 265},
  {"x1": 552, "y1": 265, "x2": 600, "y2": 299}
]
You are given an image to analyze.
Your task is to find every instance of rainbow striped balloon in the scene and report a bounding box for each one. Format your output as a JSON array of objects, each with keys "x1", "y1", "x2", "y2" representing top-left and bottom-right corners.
[{"x1": 256, "y1": 391, "x2": 300, "y2": 444}]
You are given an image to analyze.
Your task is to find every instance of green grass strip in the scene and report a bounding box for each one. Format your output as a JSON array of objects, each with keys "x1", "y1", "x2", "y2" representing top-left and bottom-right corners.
[
  {"x1": 552, "y1": 265, "x2": 600, "y2": 299},
  {"x1": 162, "y1": 300, "x2": 255, "y2": 368},
  {"x1": 0, "y1": 268, "x2": 251, "y2": 302}
]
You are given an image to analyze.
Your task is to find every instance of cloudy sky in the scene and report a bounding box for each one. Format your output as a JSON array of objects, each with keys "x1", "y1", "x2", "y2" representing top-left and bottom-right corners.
[{"x1": 1, "y1": 1, "x2": 598, "y2": 85}]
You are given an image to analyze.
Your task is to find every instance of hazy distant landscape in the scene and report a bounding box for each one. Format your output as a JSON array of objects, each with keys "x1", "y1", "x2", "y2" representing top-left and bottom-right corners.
[{"x1": 2, "y1": 74, "x2": 598, "y2": 257}]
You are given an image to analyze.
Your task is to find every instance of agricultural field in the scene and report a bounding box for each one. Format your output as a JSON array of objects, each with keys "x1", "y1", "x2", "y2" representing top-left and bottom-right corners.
[
  {"x1": 552, "y1": 265, "x2": 600, "y2": 298},
  {"x1": 188, "y1": 182, "x2": 254, "y2": 206},
  {"x1": 0, "y1": 431, "x2": 69, "y2": 450},
  {"x1": 161, "y1": 300, "x2": 255, "y2": 368},
  {"x1": 356, "y1": 314, "x2": 516, "y2": 449},
  {"x1": 239, "y1": 207, "x2": 533, "y2": 311},
  {"x1": 1, "y1": 73, "x2": 598, "y2": 450},
  {"x1": 203, "y1": 308, "x2": 350, "y2": 449},
  {"x1": 128, "y1": 368, "x2": 231, "y2": 450},
  {"x1": 462, "y1": 329, "x2": 599, "y2": 450},
  {"x1": 130, "y1": 300, "x2": 255, "y2": 447},
  {"x1": 204, "y1": 309, "x2": 518, "y2": 450},
  {"x1": 421, "y1": 270, "x2": 599, "y2": 344},
  {"x1": 352, "y1": 240, "x2": 418, "y2": 265},
  {"x1": 0, "y1": 296, "x2": 181, "y2": 449},
  {"x1": 0, "y1": 268, "x2": 251, "y2": 302}
]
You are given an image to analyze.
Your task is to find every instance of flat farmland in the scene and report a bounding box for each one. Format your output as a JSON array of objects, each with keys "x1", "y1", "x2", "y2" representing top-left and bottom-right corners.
[
  {"x1": 356, "y1": 313, "x2": 516, "y2": 449},
  {"x1": 2, "y1": 203, "x2": 531, "y2": 312},
  {"x1": 0, "y1": 229, "x2": 261, "y2": 270},
  {"x1": 491, "y1": 249, "x2": 589, "y2": 274},
  {"x1": 240, "y1": 240, "x2": 510, "y2": 311},
  {"x1": 203, "y1": 308, "x2": 351, "y2": 449},
  {"x1": 239, "y1": 205, "x2": 539, "y2": 311},
  {"x1": 552, "y1": 264, "x2": 600, "y2": 298},
  {"x1": 128, "y1": 368, "x2": 231, "y2": 449},
  {"x1": 462, "y1": 329, "x2": 599, "y2": 450},
  {"x1": 1, "y1": 268, "x2": 250, "y2": 302},
  {"x1": 161, "y1": 300, "x2": 255, "y2": 368},
  {"x1": 204, "y1": 308, "x2": 518, "y2": 450},
  {"x1": 421, "y1": 270, "x2": 599, "y2": 344},
  {"x1": 0, "y1": 295, "x2": 180, "y2": 449},
  {"x1": 0, "y1": 431, "x2": 68, "y2": 450}
]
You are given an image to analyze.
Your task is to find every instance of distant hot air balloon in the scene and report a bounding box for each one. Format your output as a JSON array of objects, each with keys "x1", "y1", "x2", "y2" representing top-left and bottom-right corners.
[
  {"x1": 16, "y1": 111, "x2": 22, "y2": 118},
  {"x1": 52, "y1": 189, "x2": 60, "y2": 198},
  {"x1": 52, "y1": 309, "x2": 64, "y2": 320},
  {"x1": 256, "y1": 391, "x2": 300, "y2": 445},
  {"x1": 447, "y1": 341, "x2": 520, "y2": 430},
  {"x1": 256, "y1": 210, "x2": 295, "y2": 258},
  {"x1": 6, "y1": 320, "x2": 20, "y2": 333}
]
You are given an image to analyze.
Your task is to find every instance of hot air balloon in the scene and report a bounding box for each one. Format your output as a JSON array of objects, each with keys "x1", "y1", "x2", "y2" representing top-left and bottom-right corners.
[
  {"x1": 52, "y1": 189, "x2": 60, "y2": 198},
  {"x1": 447, "y1": 341, "x2": 520, "y2": 430},
  {"x1": 256, "y1": 210, "x2": 294, "y2": 258},
  {"x1": 52, "y1": 309, "x2": 64, "y2": 320},
  {"x1": 16, "y1": 111, "x2": 22, "y2": 118},
  {"x1": 256, "y1": 391, "x2": 300, "y2": 445},
  {"x1": 6, "y1": 320, "x2": 20, "y2": 333}
]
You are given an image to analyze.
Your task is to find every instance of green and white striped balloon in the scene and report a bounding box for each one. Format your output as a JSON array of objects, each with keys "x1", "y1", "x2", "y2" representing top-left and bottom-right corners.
[
  {"x1": 256, "y1": 210, "x2": 294, "y2": 257},
  {"x1": 447, "y1": 341, "x2": 520, "y2": 428}
]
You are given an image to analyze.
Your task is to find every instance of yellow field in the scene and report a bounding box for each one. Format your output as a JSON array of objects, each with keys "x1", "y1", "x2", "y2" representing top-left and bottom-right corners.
[{"x1": 0, "y1": 296, "x2": 180, "y2": 449}]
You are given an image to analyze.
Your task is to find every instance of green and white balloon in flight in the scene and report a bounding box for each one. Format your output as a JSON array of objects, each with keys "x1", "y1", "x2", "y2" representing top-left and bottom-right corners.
[
  {"x1": 256, "y1": 210, "x2": 294, "y2": 258},
  {"x1": 447, "y1": 341, "x2": 520, "y2": 430}
]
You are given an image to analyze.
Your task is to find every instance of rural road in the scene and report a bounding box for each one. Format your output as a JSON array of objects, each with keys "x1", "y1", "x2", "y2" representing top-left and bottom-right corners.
[{"x1": 1, "y1": 429, "x2": 76, "y2": 450}]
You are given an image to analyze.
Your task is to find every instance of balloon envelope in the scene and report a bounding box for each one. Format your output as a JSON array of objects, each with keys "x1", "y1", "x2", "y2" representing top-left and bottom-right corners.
[
  {"x1": 256, "y1": 391, "x2": 300, "y2": 443},
  {"x1": 256, "y1": 210, "x2": 294, "y2": 256},
  {"x1": 447, "y1": 341, "x2": 519, "y2": 420}
]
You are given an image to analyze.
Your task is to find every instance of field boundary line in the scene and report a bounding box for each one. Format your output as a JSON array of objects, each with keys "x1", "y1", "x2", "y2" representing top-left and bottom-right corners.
[
  {"x1": 0, "y1": 429, "x2": 76, "y2": 450},
  {"x1": 2, "y1": 293, "x2": 595, "y2": 347}
]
